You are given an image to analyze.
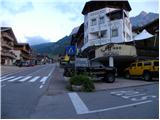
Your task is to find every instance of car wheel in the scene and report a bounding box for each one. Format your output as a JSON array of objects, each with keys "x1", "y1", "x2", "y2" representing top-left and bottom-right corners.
[
  {"x1": 143, "y1": 72, "x2": 151, "y2": 81},
  {"x1": 105, "y1": 73, "x2": 115, "y2": 83}
]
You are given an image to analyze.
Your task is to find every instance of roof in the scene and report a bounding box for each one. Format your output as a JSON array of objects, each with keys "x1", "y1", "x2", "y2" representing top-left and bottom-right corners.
[
  {"x1": 132, "y1": 18, "x2": 159, "y2": 34},
  {"x1": 1, "y1": 27, "x2": 18, "y2": 43},
  {"x1": 82, "y1": 1, "x2": 132, "y2": 15},
  {"x1": 15, "y1": 43, "x2": 31, "y2": 50},
  {"x1": 70, "y1": 26, "x2": 80, "y2": 36},
  {"x1": 133, "y1": 29, "x2": 154, "y2": 41}
]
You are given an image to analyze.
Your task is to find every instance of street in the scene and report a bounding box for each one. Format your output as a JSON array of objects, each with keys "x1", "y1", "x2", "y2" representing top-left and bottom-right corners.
[
  {"x1": 1, "y1": 63, "x2": 159, "y2": 119},
  {"x1": 1, "y1": 64, "x2": 56, "y2": 118}
]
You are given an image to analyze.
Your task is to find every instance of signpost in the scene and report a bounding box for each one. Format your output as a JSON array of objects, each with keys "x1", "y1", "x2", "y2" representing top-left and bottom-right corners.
[{"x1": 66, "y1": 46, "x2": 76, "y2": 56}]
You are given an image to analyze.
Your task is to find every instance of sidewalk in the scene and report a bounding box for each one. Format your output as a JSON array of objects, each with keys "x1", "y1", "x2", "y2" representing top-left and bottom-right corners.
[
  {"x1": 64, "y1": 77, "x2": 158, "y2": 91},
  {"x1": 44, "y1": 66, "x2": 68, "y2": 95},
  {"x1": 30, "y1": 66, "x2": 68, "y2": 118}
]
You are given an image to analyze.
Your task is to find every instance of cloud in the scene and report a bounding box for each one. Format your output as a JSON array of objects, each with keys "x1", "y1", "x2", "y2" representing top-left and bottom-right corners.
[
  {"x1": 52, "y1": 1, "x2": 85, "y2": 21},
  {"x1": 25, "y1": 36, "x2": 51, "y2": 45},
  {"x1": 1, "y1": 0, "x2": 34, "y2": 14}
]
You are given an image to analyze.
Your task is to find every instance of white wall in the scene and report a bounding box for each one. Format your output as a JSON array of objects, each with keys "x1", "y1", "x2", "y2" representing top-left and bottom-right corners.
[
  {"x1": 82, "y1": 7, "x2": 133, "y2": 51},
  {"x1": 12, "y1": 50, "x2": 21, "y2": 60}
]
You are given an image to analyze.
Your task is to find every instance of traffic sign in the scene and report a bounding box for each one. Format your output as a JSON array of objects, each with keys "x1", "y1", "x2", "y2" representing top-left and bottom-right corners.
[{"x1": 66, "y1": 46, "x2": 76, "y2": 55}]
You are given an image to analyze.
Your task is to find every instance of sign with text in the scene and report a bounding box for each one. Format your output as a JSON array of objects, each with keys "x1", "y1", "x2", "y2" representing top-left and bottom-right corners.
[{"x1": 75, "y1": 58, "x2": 89, "y2": 67}]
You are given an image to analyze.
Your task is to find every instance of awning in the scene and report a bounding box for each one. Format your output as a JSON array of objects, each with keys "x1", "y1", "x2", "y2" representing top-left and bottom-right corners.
[{"x1": 134, "y1": 29, "x2": 154, "y2": 41}]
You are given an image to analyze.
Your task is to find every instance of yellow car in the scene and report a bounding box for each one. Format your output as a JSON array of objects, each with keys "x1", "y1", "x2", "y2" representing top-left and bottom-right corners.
[{"x1": 124, "y1": 60, "x2": 159, "y2": 81}]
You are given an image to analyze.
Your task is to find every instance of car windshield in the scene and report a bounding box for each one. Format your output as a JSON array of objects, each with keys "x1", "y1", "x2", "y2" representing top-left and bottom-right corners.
[{"x1": 154, "y1": 61, "x2": 159, "y2": 66}]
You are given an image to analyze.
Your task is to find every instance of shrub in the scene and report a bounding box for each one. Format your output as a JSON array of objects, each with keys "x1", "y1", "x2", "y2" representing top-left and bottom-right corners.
[{"x1": 69, "y1": 74, "x2": 95, "y2": 92}]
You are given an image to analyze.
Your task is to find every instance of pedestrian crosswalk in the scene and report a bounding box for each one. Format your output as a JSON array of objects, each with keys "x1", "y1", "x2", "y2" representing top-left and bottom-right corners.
[{"x1": 1, "y1": 75, "x2": 49, "y2": 84}]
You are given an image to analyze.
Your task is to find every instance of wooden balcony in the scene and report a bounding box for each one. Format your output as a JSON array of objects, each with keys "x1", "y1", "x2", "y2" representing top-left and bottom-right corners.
[
  {"x1": 1, "y1": 42, "x2": 13, "y2": 50},
  {"x1": 2, "y1": 32, "x2": 14, "y2": 41},
  {"x1": 1, "y1": 50, "x2": 16, "y2": 59}
]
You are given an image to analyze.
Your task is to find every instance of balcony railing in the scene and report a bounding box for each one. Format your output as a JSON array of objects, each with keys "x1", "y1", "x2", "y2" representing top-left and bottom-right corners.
[
  {"x1": 1, "y1": 50, "x2": 16, "y2": 58},
  {"x1": 2, "y1": 32, "x2": 14, "y2": 41},
  {"x1": 1, "y1": 42, "x2": 13, "y2": 50},
  {"x1": 21, "y1": 54, "x2": 31, "y2": 60}
]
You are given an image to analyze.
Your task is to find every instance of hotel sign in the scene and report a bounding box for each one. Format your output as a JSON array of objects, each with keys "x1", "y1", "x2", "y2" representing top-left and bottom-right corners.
[{"x1": 95, "y1": 44, "x2": 137, "y2": 58}]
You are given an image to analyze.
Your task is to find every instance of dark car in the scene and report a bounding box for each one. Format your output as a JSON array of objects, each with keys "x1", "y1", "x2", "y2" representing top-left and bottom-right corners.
[
  {"x1": 14, "y1": 60, "x2": 22, "y2": 67},
  {"x1": 64, "y1": 60, "x2": 116, "y2": 83}
]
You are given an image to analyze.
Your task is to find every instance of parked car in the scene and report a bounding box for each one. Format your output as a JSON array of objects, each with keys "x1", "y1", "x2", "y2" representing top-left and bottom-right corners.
[
  {"x1": 64, "y1": 60, "x2": 116, "y2": 83},
  {"x1": 124, "y1": 60, "x2": 159, "y2": 81},
  {"x1": 59, "y1": 55, "x2": 70, "y2": 66},
  {"x1": 14, "y1": 60, "x2": 22, "y2": 67}
]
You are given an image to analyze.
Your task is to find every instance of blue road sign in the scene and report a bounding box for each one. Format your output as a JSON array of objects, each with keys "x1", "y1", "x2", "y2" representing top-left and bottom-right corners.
[{"x1": 66, "y1": 46, "x2": 76, "y2": 55}]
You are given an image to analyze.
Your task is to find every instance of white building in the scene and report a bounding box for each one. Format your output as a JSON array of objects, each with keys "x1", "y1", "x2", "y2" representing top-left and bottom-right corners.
[{"x1": 81, "y1": 1, "x2": 132, "y2": 51}]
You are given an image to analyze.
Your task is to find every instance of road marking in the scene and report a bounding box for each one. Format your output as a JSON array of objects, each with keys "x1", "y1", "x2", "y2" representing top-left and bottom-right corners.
[
  {"x1": 39, "y1": 65, "x2": 55, "y2": 89},
  {"x1": 8, "y1": 76, "x2": 24, "y2": 82},
  {"x1": 1, "y1": 76, "x2": 16, "y2": 82},
  {"x1": 86, "y1": 100, "x2": 152, "y2": 114},
  {"x1": 131, "y1": 95, "x2": 157, "y2": 101},
  {"x1": 1, "y1": 76, "x2": 7, "y2": 79},
  {"x1": 122, "y1": 93, "x2": 146, "y2": 99},
  {"x1": 39, "y1": 85, "x2": 43, "y2": 88},
  {"x1": 47, "y1": 66, "x2": 55, "y2": 77},
  {"x1": 29, "y1": 76, "x2": 40, "y2": 82},
  {"x1": 68, "y1": 92, "x2": 89, "y2": 114},
  {"x1": 40, "y1": 76, "x2": 48, "y2": 84},
  {"x1": 19, "y1": 76, "x2": 32, "y2": 82}
]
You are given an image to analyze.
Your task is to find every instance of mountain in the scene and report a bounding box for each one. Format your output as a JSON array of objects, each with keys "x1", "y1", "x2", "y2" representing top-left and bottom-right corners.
[
  {"x1": 31, "y1": 35, "x2": 72, "y2": 57},
  {"x1": 31, "y1": 11, "x2": 159, "y2": 57},
  {"x1": 26, "y1": 36, "x2": 51, "y2": 46},
  {"x1": 130, "y1": 11, "x2": 159, "y2": 28}
]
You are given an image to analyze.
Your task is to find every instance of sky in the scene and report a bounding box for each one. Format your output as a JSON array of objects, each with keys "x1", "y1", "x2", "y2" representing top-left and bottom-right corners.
[{"x1": 0, "y1": 0, "x2": 159, "y2": 45}]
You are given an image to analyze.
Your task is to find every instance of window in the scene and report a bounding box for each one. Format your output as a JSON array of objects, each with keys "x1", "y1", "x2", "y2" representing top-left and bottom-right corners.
[
  {"x1": 131, "y1": 63, "x2": 136, "y2": 67},
  {"x1": 144, "y1": 62, "x2": 151, "y2": 66},
  {"x1": 91, "y1": 18, "x2": 97, "y2": 26},
  {"x1": 154, "y1": 61, "x2": 159, "y2": 66},
  {"x1": 99, "y1": 16, "x2": 105, "y2": 24},
  {"x1": 112, "y1": 29, "x2": 118, "y2": 37},
  {"x1": 137, "y1": 63, "x2": 142, "y2": 66},
  {"x1": 100, "y1": 30, "x2": 107, "y2": 38}
]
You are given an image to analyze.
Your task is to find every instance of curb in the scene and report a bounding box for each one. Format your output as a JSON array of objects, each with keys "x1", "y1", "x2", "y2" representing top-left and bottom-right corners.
[{"x1": 94, "y1": 82, "x2": 158, "y2": 92}]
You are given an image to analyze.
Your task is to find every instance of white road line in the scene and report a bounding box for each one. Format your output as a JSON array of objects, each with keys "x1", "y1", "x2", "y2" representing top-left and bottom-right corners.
[
  {"x1": 47, "y1": 66, "x2": 56, "y2": 77},
  {"x1": 39, "y1": 85, "x2": 43, "y2": 88},
  {"x1": 1, "y1": 76, "x2": 7, "y2": 79},
  {"x1": 68, "y1": 92, "x2": 89, "y2": 114},
  {"x1": 122, "y1": 93, "x2": 146, "y2": 99},
  {"x1": 8, "y1": 76, "x2": 24, "y2": 82},
  {"x1": 29, "y1": 76, "x2": 40, "y2": 82},
  {"x1": 1, "y1": 76, "x2": 16, "y2": 82},
  {"x1": 40, "y1": 76, "x2": 48, "y2": 84},
  {"x1": 86, "y1": 100, "x2": 152, "y2": 114},
  {"x1": 19, "y1": 76, "x2": 32, "y2": 82}
]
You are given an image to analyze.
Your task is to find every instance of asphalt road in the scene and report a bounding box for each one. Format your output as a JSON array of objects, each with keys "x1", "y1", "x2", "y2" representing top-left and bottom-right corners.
[
  {"x1": 1, "y1": 64, "x2": 159, "y2": 119},
  {"x1": 31, "y1": 84, "x2": 159, "y2": 119},
  {"x1": 1, "y1": 64, "x2": 56, "y2": 119}
]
